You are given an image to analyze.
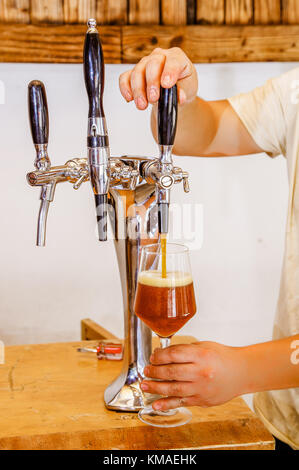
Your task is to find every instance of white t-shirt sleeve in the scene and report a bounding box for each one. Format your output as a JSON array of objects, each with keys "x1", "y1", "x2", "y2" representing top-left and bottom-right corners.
[{"x1": 228, "y1": 73, "x2": 290, "y2": 158}]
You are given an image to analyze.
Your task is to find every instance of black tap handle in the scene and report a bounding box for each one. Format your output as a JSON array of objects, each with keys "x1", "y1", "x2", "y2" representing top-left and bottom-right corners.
[
  {"x1": 28, "y1": 80, "x2": 49, "y2": 145},
  {"x1": 158, "y1": 85, "x2": 178, "y2": 146},
  {"x1": 83, "y1": 24, "x2": 105, "y2": 119}
]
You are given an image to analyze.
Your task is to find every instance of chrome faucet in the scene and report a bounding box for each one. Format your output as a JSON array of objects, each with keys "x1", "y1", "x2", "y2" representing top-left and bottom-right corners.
[
  {"x1": 144, "y1": 86, "x2": 190, "y2": 236},
  {"x1": 26, "y1": 19, "x2": 190, "y2": 411}
]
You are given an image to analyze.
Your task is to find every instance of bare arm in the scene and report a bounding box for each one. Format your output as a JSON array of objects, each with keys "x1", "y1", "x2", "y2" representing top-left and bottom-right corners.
[
  {"x1": 151, "y1": 98, "x2": 262, "y2": 156},
  {"x1": 140, "y1": 335, "x2": 299, "y2": 411},
  {"x1": 119, "y1": 47, "x2": 262, "y2": 157}
]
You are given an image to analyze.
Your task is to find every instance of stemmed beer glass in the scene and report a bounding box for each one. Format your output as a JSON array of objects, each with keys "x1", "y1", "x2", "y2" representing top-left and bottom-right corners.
[{"x1": 134, "y1": 243, "x2": 197, "y2": 427}]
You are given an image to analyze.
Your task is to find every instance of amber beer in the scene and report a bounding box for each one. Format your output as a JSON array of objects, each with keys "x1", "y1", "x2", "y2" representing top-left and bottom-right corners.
[{"x1": 134, "y1": 270, "x2": 196, "y2": 338}]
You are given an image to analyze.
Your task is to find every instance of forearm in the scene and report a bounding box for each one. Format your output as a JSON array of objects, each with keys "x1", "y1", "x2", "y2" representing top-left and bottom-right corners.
[
  {"x1": 240, "y1": 335, "x2": 299, "y2": 394},
  {"x1": 151, "y1": 95, "x2": 261, "y2": 157},
  {"x1": 151, "y1": 97, "x2": 219, "y2": 157}
]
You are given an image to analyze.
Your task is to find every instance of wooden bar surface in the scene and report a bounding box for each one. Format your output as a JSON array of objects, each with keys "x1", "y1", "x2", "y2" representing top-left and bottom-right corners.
[{"x1": 0, "y1": 336, "x2": 274, "y2": 450}]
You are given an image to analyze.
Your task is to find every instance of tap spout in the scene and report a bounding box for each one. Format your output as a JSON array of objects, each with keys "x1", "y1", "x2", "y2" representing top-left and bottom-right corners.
[
  {"x1": 37, "y1": 199, "x2": 50, "y2": 247},
  {"x1": 36, "y1": 183, "x2": 56, "y2": 247}
]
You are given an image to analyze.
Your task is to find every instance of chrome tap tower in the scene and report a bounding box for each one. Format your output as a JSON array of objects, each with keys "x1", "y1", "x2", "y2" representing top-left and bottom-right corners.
[{"x1": 26, "y1": 19, "x2": 190, "y2": 411}]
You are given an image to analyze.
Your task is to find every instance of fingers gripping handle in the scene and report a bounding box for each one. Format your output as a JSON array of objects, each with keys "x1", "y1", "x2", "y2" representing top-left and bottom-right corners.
[{"x1": 158, "y1": 85, "x2": 178, "y2": 147}]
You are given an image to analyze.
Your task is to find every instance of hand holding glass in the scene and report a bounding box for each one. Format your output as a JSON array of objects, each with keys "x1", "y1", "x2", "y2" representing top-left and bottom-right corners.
[{"x1": 134, "y1": 243, "x2": 197, "y2": 427}]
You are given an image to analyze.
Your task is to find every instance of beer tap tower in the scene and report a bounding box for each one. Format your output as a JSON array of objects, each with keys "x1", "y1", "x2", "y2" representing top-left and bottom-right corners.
[{"x1": 26, "y1": 19, "x2": 190, "y2": 411}]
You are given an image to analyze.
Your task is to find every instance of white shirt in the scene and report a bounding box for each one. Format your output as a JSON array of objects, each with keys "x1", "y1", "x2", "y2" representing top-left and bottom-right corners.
[{"x1": 229, "y1": 68, "x2": 299, "y2": 450}]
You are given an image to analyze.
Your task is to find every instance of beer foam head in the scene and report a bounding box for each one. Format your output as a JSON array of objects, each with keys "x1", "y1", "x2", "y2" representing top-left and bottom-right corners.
[{"x1": 138, "y1": 270, "x2": 192, "y2": 287}]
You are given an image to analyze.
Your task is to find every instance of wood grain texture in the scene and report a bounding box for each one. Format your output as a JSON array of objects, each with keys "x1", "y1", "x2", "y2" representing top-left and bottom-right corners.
[
  {"x1": 197, "y1": 0, "x2": 225, "y2": 25},
  {"x1": 31, "y1": 0, "x2": 64, "y2": 24},
  {"x1": 0, "y1": 0, "x2": 30, "y2": 23},
  {"x1": 2, "y1": 23, "x2": 299, "y2": 63},
  {"x1": 0, "y1": 24, "x2": 121, "y2": 62},
  {"x1": 96, "y1": 0, "x2": 127, "y2": 24},
  {"x1": 0, "y1": 337, "x2": 274, "y2": 450},
  {"x1": 81, "y1": 318, "x2": 119, "y2": 340},
  {"x1": 225, "y1": 0, "x2": 253, "y2": 25},
  {"x1": 161, "y1": 0, "x2": 187, "y2": 25},
  {"x1": 63, "y1": 0, "x2": 96, "y2": 23},
  {"x1": 122, "y1": 24, "x2": 299, "y2": 63},
  {"x1": 282, "y1": 0, "x2": 299, "y2": 24},
  {"x1": 254, "y1": 0, "x2": 281, "y2": 24},
  {"x1": 129, "y1": 0, "x2": 160, "y2": 24}
]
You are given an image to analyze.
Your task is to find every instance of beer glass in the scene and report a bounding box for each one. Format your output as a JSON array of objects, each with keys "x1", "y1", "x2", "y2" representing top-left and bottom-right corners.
[{"x1": 134, "y1": 243, "x2": 197, "y2": 427}]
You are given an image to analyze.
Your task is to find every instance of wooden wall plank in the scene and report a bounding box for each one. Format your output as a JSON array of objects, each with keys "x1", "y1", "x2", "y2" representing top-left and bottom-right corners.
[
  {"x1": 225, "y1": 0, "x2": 253, "y2": 25},
  {"x1": 282, "y1": 0, "x2": 299, "y2": 24},
  {"x1": 197, "y1": 0, "x2": 224, "y2": 24},
  {"x1": 63, "y1": 0, "x2": 96, "y2": 24},
  {"x1": 129, "y1": 0, "x2": 160, "y2": 24},
  {"x1": 0, "y1": 0, "x2": 30, "y2": 23},
  {"x1": 96, "y1": 0, "x2": 127, "y2": 25},
  {"x1": 186, "y1": 0, "x2": 196, "y2": 24},
  {"x1": 1, "y1": 24, "x2": 299, "y2": 64},
  {"x1": 31, "y1": 0, "x2": 64, "y2": 24},
  {"x1": 0, "y1": 24, "x2": 121, "y2": 62},
  {"x1": 122, "y1": 24, "x2": 299, "y2": 63},
  {"x1": 161, "y1": 0, "x2": 187, "y2": 25},
  {"x1": 254, "y1": 0, "x2": 281, "y2": 24}
]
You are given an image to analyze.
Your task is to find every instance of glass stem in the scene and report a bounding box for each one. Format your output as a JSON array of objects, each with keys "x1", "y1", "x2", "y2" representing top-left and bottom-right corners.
[{"x1": 159, "y1": 337, "x2": 171, "y2": 349}]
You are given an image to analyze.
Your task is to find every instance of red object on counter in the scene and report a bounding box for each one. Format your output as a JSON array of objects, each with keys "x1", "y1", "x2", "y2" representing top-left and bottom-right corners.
[
  {"x1": 77, "y1": 342, "x2": 123, "y2": 360},
  {"x1": 96, "y1": 342, "x2": 123, "y2": 360}
]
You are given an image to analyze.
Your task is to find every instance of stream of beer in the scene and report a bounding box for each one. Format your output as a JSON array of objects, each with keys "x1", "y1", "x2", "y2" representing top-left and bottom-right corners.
[{"x1": 161, "y1": 233, "x2": 167, "y2": 278}]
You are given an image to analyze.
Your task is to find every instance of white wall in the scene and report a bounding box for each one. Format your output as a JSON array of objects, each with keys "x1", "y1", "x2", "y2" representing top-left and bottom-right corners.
[{"x1": 0, "y1": 62, "x2": 293, "y2": 352}]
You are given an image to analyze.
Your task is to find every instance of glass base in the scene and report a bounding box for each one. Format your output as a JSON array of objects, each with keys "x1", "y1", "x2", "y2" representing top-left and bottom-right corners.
[{"x1": 138, "y1": 406, "x2": 192, "y2": 428}]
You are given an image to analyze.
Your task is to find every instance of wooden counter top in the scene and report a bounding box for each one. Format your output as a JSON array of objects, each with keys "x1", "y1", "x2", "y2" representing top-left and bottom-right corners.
[{"x1": 0, "y1": 337, "x2": 275, "y2": 450}]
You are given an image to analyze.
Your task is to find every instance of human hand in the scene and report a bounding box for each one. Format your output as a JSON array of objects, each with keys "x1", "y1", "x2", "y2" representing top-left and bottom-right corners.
[
  {"x1": 119, "y1": 47, "x2": 198, "y2": 110},
  {"x1": 141, "y1": 342, "x2": 246, "y2": 411}
]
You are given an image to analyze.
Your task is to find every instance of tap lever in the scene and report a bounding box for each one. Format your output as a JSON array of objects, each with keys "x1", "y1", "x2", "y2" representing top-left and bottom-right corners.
[
  {"x1": 28, "y1": 80, "x2": 50, "y2": 171},
  {"x1": 84, "y1": 19, "x2": 105, "y2": 122},
  {"x1": 84, "y1": 19, "x2": 110, "y2": 242},
  {"x1": 158, "y1": 85, "x2": 178, "y2": 151}
]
